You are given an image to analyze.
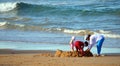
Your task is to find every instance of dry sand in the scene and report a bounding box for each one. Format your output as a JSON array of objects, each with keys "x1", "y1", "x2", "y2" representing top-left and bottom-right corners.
[{"x1": 0, "y1": 49, "x2": 120, "y2": 66}]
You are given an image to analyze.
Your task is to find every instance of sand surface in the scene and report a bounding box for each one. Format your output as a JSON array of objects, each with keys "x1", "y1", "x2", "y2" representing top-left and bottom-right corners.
[{"x1": 0, "y1": 49, "x2": 120, "y2": 66}]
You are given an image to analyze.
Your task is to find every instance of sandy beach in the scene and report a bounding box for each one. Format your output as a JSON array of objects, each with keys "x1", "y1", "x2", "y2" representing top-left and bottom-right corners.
[
  {"x1": 0, "y1": 0, "x2": 120, "y2": 66},
  {"x1": 0, "y1": 49, "x2": 120, "y2": 66}
]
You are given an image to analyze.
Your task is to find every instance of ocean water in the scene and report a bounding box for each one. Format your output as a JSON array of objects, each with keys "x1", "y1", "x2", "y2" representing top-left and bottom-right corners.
[{"x1": 0, "y1": 0, "x2": 120, "y2": 54}]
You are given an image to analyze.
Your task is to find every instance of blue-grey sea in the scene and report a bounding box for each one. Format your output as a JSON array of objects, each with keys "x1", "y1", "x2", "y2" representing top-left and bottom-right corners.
[{"x1": 0, "y1": 0, "x2": 120, "y2": 54}]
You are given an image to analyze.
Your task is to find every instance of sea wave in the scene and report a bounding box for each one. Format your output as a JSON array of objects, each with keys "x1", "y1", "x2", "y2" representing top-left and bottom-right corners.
[
  {"x1": 0, "y1": 2, "x2": 56, "y2": 13},
  {"x1": 63, "y1": 29, "x2": 120, "y2": 38},
  {"x1": 0, "y1": 2, "x2": 17, "y2": 12},
  {"x1": 0, "y1": 2, "x2": 120, "y2": 16},
  {"x1": 0, "y1": 21, "x2": 120, "y2": 38},
  {"x1": 0, "y1": 22, "x2": 7, "y2": 26},
  {"x1": 0, "y1": 22, "x2": 25, "y2": 29}
]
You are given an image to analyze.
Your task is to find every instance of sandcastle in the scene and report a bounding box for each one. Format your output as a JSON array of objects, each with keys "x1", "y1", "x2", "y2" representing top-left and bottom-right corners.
[{"x1": 55, "y1": 49, "x2": 93, "y2": 57}]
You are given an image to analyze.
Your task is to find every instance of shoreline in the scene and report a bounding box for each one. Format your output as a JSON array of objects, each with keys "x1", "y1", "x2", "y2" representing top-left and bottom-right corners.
[
  {"x1": 0, "y1": 49, "x2": 120, "y2": 56},
  {"x1": 0, "y1": 49, "x2": 55, "y2": 54},
  {"x1": 0, "y1": 49, "x2": 120, "y2": 66}
]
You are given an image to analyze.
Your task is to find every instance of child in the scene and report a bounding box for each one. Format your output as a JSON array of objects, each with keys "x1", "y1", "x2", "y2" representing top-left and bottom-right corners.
[
  {"x1": 69, "y1": 36, "x2": 75, "y2": 51},
  {"x1": 69, "y1": 36, "x2": 88, "y2": 56},
  {"x1": 74, "y1": 40, "x2": 84, "y2": 56}
]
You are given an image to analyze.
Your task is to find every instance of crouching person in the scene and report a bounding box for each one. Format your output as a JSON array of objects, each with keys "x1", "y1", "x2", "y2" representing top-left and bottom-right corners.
[{"x1": 69, "y1": 36, "x2": 88, "y2": 56}]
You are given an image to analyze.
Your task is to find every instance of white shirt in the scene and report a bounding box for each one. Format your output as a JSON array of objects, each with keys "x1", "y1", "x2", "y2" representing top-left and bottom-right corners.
[{"x1": 88, "y1": 34, "x2": 104, "y2": 49}]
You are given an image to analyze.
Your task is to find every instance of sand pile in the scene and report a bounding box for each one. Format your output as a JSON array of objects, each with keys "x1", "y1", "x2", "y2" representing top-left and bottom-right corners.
[{"x1": 55, "y1": 49, "x2": 93, "y2": 57}]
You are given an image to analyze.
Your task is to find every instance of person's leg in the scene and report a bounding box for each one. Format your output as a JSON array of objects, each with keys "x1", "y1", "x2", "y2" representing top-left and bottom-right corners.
[
  {"x1": 97, "y1": 38, "x2": 105, "y2": 55},
  {"x1": 71, "y1": 44, "x2": 74, "y2": 51},
  {"x1": 75, "y1": 41, "x2": 79, "y2": 52},
  {"x1": 79, "y1": 48, "x2": 84, "y2": 56},
  {"x1": 77, "y1": 45, "x2": 84, "y2": 56},
  {"x1": 75, "y1": 46, "x2": 78, "y2": 52},
  {"x1": 72, "y1": 47, "x2": 74, "y2": 51}
]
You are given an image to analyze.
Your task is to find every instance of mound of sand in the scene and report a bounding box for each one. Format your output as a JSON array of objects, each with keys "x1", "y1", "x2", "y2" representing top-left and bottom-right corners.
[{"x1": 55, "y1": 49, "x2": 93, "y2": 57}]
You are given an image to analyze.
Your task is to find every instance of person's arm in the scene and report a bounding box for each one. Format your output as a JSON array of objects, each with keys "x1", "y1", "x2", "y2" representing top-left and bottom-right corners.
[
  {"x1": 69, "y1": 39, "x2": 73, "y2": 45},
  {"x1": 69, "y1": 36, "x2": 75, "y2": 44},
  {"x1": 87, "y1": 36, "x2": 96, "y2": 50}
]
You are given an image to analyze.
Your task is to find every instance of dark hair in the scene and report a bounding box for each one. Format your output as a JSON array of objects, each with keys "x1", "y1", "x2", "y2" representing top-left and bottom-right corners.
[
  {"x1": 84, "y1": 41, "x2": 88, "y2": 47},
  {"x1": 86, "y1": 34, "x2": 91, "y2": 40}
]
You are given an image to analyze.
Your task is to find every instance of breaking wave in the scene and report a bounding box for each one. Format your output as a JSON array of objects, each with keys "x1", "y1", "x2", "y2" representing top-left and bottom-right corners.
[
  {"x1": 0, "y1": 2, "x2": 120, "y2": 16},
  {"x1": 0, "y1": 21, "x2": 120, "y2": 38},
  {"x1": 0, "y1": 2, "x2": 17, "y2": 12}
]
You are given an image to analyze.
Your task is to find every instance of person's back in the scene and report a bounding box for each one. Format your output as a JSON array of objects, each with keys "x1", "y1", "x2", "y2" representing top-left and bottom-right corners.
[
  {"x1": 85, "y1": 34, "x2": 105, "y2": 56},
  {"x1": 74, "y1": 40, "x2": 84, "y2": 49},
  {"x1": 74, "y1": 40, "x2": 84, "y2": 56},
  {"x1": 90, "y1": 34, "x2": 104, "y2": 43}
]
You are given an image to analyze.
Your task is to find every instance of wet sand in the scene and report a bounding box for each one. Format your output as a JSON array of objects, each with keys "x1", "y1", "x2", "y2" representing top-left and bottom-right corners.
[{"x1": 0, "y1": 49, "x2": 120, "y2": 66}]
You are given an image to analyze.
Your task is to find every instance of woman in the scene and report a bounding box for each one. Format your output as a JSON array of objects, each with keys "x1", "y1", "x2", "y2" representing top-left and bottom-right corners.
[{"x1": 85, "y1": 34, "x2": 105, "y2": 56}]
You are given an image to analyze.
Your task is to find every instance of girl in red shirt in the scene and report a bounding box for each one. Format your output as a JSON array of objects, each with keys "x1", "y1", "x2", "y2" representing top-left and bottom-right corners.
[{"x1": 69, "y1": 36, "x2": 88, "y2": 56}]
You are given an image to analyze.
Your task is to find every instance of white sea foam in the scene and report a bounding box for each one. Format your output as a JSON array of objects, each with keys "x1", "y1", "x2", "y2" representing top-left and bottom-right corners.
[
  {"x1": 0, "y1": 2, "x2": 17, "y2": 12},
  {"x1": 94, "y1": 32, "x2": 120, "y2": 38},
  {"x1": 103, "y1": 34, "x2": 120, "y2": 38},
  {"x1": 0, "y1": 22, "x2": 9, "y2": 29},
  {"x1": 97, "y1": 30, "x2": 111, "y2": 34},
  {"x1": 0, "y1": 21, "x2": 25, "y2": 28},
  {"x1": 14, "y1": 24, "x2": 25, "y2": 27},
  {"x1": 63, "y1": 29, "x2": 120, "y2": 38},
  {"x1": 95, "y1": 30, "x2": 120, "y2": 38},
  {"x1": 63, "y1": 29, "x2": 94, "y2": 35},
  {"x1": 0, "y1": 22, "x2": 8, "y2": 26}
]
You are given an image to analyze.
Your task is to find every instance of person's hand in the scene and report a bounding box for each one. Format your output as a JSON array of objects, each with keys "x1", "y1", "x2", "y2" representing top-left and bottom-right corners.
[{"x1": 86, "y1": 48, "x2": 90, "y2": 51}]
